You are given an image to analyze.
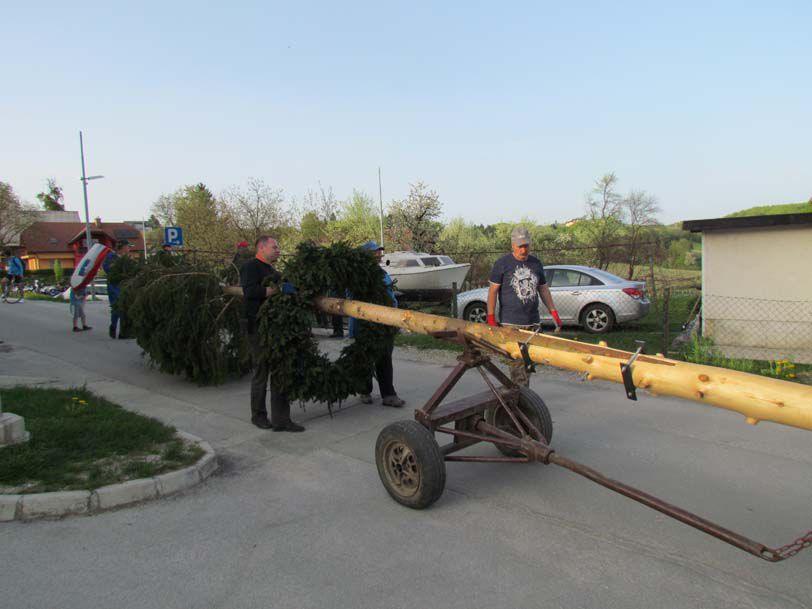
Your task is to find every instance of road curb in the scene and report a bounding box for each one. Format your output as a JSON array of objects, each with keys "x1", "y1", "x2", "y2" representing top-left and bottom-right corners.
[{"x1": 0, "y1": 431, "x2": 218, "y2": 522}]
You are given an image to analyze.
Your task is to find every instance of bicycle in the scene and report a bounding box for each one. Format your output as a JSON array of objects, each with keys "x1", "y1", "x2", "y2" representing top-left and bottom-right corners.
[{"x1": 1, "y1": 276, "x2": 25, "y2": 303}]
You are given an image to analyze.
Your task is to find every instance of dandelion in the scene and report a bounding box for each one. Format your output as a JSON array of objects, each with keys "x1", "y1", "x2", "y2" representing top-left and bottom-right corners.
[{"x1": 79, "y1": 400, "x2": 88, "y2": 405}]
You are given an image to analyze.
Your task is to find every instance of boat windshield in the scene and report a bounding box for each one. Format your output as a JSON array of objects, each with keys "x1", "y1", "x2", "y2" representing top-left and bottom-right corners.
[
  {"x1": 387, "y1": 258, "x2": 421, "y2": 268},
  {"x1": 439, "y1": 256, "x2": 454, "y2": 265},
  {"x1": 420, "y1": 257, "x2": 442, "y2": 267}
]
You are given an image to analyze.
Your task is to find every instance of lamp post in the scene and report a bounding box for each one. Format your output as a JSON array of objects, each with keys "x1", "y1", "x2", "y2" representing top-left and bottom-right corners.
[{"x1": 79, "y1": 131, "x2": 104, "y2": 297}]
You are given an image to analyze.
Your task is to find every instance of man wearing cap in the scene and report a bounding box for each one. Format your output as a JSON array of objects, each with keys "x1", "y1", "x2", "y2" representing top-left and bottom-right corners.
[
  {"x1": 232, "y1": 240, "x2": 253, "y2": 271},
  {"x1": 487, "y1": 227, "x2": 562, "y2": 386},
  {"x1": 350, "y1": 241, "x2": 405, "y2": 407}
]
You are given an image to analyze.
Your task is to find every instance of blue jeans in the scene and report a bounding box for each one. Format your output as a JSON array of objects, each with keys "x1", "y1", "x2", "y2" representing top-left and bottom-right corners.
[{"x1": 108, "y1": 291, "x2": 120, "y2": 331}]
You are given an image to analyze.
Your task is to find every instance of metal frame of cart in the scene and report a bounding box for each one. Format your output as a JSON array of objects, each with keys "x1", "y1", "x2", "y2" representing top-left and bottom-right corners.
[{"x1": 374, "y1": 330, "x2": 811, "y2": 562}]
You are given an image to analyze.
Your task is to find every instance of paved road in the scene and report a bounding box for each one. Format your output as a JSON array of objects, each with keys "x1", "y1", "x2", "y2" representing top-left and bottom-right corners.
[{"x1": 1, "y1": 300, "x2": 810, "y2": 609}]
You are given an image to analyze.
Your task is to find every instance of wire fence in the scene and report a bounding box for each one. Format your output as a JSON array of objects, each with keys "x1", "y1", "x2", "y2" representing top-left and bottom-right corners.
[
  {"x1": 702, "y1": 295, "x2": 812, "y2": 363},
  {"x1": 148, "y1": 245, "x2": 812, "y2": 364}
]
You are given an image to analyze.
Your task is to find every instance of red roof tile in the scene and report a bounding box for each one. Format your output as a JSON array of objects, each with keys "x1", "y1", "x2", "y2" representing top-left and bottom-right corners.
[{"x1": 21, "y1": 222, "x2": 144, "y2": 254}]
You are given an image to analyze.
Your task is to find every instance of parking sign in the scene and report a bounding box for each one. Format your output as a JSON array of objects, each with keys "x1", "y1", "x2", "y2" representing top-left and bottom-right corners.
[{"x1": 164, "y1": 226, "x2": 184, "y2": 246}]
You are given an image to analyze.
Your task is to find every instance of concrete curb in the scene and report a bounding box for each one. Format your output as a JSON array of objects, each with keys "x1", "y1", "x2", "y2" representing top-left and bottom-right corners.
[{"x1": 0, "y1": 432, "x2": 217, "y2": 522}]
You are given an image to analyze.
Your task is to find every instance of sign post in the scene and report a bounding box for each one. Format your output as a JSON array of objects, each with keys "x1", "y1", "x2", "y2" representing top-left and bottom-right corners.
[{"x1": 164, "y1": 227, "x2": 184, "y2": 247}]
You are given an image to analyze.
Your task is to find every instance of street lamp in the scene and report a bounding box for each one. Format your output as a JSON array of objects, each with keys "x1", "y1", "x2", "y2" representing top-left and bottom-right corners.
[{"x1": 79, "y1": 131, "x2": 105, "y2": 298}]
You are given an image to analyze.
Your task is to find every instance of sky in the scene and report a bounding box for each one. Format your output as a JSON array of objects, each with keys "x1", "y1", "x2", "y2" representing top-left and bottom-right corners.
[{"x1": 3, "y1": 1, "x2": 810, "y2": 226}]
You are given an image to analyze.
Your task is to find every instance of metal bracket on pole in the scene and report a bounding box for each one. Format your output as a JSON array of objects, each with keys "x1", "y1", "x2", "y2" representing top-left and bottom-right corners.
[
  {"x1": 518, "y1": 323, "x2": 544, "y2": 374},
  {"x1": 620, "y1": 341, "x2": 646, "y2": 401}
]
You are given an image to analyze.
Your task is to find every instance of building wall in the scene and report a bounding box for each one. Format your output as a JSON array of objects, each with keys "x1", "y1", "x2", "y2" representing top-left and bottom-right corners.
[
  {"x1": 24, "y1": 254, "x2": 76, "y2": 271},
  {"x1": 703, "y1": 225, "x2": 812, "y2": 362}
]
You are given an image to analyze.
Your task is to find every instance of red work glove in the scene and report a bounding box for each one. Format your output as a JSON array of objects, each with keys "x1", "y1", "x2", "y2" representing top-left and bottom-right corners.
[
  {"x1": 550, "y1": 309, "x2": 562, "y2": 333},
  {"x1": 487, "y1": 314, "x2": 498, "y2": 327}
]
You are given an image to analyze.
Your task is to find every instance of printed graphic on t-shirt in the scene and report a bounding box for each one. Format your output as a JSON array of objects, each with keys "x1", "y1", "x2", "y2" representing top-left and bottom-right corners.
[{"x1": 509, "y1": 265, "x2": 539, "y2": 304}]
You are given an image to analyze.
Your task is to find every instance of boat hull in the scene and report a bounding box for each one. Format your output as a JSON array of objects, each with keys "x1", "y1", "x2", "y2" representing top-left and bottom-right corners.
[{"x1": 386, "y1": 263, "x2": 470, "y2": 291}]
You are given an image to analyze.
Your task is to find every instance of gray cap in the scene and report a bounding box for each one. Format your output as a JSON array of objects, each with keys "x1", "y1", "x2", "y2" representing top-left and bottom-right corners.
[{"x1": 510, "y1": 227, "x2": 530, "y2": 246}]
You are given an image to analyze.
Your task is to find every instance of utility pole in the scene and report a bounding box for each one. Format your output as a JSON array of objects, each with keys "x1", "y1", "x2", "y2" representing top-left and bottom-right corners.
[
  {"x1": 79, "y1": 131, "x2": 93, "y2": 261},
  {"x1": 378, "y1": 167, "x2": 385, "y2": 247},
  {"x1": 79, "y1": 131, "x2": 104, "y2": 298}
]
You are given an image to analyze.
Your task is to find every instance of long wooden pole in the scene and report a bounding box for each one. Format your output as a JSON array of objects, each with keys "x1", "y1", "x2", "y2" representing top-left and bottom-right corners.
[
  {"x1": 319, "y1": 297, "x2": 812, "y2": 432},
  {"x1": 224, "y1": 288, "x2": 812, "y2": 432}
]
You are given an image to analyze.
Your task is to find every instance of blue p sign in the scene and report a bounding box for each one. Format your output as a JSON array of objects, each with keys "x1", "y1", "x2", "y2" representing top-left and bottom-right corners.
[{"x1": 164, "y1": 227, "x2": 183, "y2": 246}]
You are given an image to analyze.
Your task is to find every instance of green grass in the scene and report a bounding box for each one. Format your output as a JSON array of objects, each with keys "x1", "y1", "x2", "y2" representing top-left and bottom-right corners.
[
  {"x1": 23, "y1": 292, "x2": 69, "y2": 304},
  {"x1": 0, "y1": 387, "x2": 203, "y2": 493},
  {"x1": 726, "y1": 202, "x2": 811, "y2": 218},
  {"x1": 725, "y1": 203, "x2": 812, "y2": 218},
  {"x1": 604, "y1": 263, "x2": 701, "y2": 285}
]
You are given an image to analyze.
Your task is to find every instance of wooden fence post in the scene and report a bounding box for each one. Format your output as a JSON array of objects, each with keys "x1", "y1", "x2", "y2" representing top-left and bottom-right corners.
[{"x1": 662, "y1": 286, "x2": 671, "y2": 355}]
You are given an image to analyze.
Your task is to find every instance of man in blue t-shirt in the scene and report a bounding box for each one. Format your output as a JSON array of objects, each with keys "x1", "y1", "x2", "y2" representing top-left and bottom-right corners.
[
  {"x1": 487, "y1": 227, "x2": 561, "y2": 385},
  {"x1": 2, "y1": 250, "x2": 24, "y2": 301},
  {"x1": 3, "y1": 250, "x2": 24, "y2": 282}
]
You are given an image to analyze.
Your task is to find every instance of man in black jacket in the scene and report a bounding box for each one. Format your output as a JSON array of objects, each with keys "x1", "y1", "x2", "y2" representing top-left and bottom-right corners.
[{"x1": 240, "y1": 236, "x2": 304, "y2": 432}]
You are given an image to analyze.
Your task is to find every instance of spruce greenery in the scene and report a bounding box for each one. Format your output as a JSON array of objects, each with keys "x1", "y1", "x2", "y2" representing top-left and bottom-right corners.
[
  {"x1": 117, "y1": 242, "x2": 396, "y2": 403},
  {"x1": 257, "y1": 241, "x2": 397, "y2": 405}
]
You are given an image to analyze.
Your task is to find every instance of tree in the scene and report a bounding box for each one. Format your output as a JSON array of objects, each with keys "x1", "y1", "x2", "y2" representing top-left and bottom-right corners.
[
  {"x1": 221, "y1": 178, "x2": 290, "y2": 246},
  {"x1": 302, "y1": 183, "x2": 340, "y2": 223},
  {"x1": 621, "y1": 189, "x2": 660, "y2": 278},
  {"x1": 300, "y1": 211, "x2": 326, "y2": 243},
  {"x1": 36, "y1": 178, "x2": 65, "y2": 211},
  {"x1": 0, "y1": 181, "x2": 38, "y2": 249},
  {"x1": 582, "y1": 173, "x2": 624, "y2": 269},
  {"x1": 150, "y1": 183, "x2": 233, "y2": 255},
  {"x1": 389, "y1": 182, "x2": 443, "y2": 252},
  {"x1": 327, "y1": 191, "x2": 380, "y2": 245},
  {"x1": 151, "y1": 193, "x2": 177, "y2": 226}
]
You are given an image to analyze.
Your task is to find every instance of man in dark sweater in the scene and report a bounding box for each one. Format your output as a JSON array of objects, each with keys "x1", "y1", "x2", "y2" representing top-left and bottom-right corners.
[
  {"x1": 487, "y1": 227, "x2": 561, "y2": 386},
  {"x1": 240, "y1": 236, "x2": 304, "y2": 432}
]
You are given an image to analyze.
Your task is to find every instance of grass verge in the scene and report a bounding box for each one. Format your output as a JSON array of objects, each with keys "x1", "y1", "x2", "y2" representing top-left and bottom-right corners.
[
  {"x1": 23, "y1": 292, "x2": 68, "y2": 304},
  {"x1": 0, "y1": 386, "x2": 203, "y2": 493}
]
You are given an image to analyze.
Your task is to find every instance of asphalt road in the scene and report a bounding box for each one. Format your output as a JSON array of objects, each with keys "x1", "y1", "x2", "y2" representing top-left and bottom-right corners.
[{"x1": 1, "y1": 300, "x2": 810, "y2": 609}]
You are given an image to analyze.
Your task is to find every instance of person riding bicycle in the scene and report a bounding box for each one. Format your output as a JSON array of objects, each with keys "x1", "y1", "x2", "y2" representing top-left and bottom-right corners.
[{"x1": 2, "y1": 249, "x2": 24, "y2": 300}]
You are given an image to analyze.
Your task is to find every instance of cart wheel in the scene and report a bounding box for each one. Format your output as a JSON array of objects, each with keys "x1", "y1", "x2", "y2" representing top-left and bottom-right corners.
[
  {"x1": 486, "y1": 386, "x2": 553, "y2": 458},
  {"x1": 376, "y1": 420, "x2": 446, "y2": 509}
]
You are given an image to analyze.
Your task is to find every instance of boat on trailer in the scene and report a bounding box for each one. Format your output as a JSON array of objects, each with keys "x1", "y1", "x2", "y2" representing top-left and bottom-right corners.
[{"x1": 381, "y1": 251, "x2": 470, "y2": 292}]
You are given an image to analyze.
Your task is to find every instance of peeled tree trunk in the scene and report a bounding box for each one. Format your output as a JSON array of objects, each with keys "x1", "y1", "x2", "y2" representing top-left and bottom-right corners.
[
  {"x1": 319, "y1": 297, "x2": 812, "y2": 432},
  {"x1": 224, "y1": 287, "x2": 812, "y2": 432}
]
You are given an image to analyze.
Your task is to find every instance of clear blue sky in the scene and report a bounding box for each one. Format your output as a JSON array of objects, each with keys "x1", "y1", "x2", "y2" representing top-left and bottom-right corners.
[{"x1": 3, "y1": 1, "x2": 810, "y2": 225}]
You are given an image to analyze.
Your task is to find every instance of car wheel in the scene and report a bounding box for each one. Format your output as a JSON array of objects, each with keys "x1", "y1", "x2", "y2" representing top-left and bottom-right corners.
[
  {"x1": 581, "y1": 303, "x2": 615, "y2": 334},
  {"x1": 463, "y1": 302, "x2": 488, "y2": 324}
]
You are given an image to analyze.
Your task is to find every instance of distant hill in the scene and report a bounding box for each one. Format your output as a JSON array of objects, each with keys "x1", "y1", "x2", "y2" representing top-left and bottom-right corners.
[{"x1": 726, "y1": 201, "x2": 812, "y2": 218}]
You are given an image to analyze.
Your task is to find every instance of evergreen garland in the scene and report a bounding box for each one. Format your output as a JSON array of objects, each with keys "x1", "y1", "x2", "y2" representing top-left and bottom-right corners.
[
  {"x1": 256, "y1": 241, "x2": 397, "y2": 405},
  {"x1": 105, "y1": 255, "x2": 142, "y2": 285},
  {"x1": 116, "y1": 242, "x2": 397, "y2": 403},
  {"x1": 117, "y1": 262, "x2": 250, "y2": 385}
]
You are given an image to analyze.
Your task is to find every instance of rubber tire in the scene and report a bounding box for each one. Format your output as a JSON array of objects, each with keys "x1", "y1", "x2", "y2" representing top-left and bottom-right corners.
[
  {"x1": 376, "y1": 420, "x2": 446, "y2": 509},
  {"x1": 486, "y1": 386, "x2": 553, "y2": 458},
  {"x1": 463, "y1": 301, "x2": 488, "y2": 323},
  {"x1": 580, "y1": 303, "x2": 615, "y2": 334},
  {"x1": 5, "y1": 284, "x2": 24, "y2": 303}
]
